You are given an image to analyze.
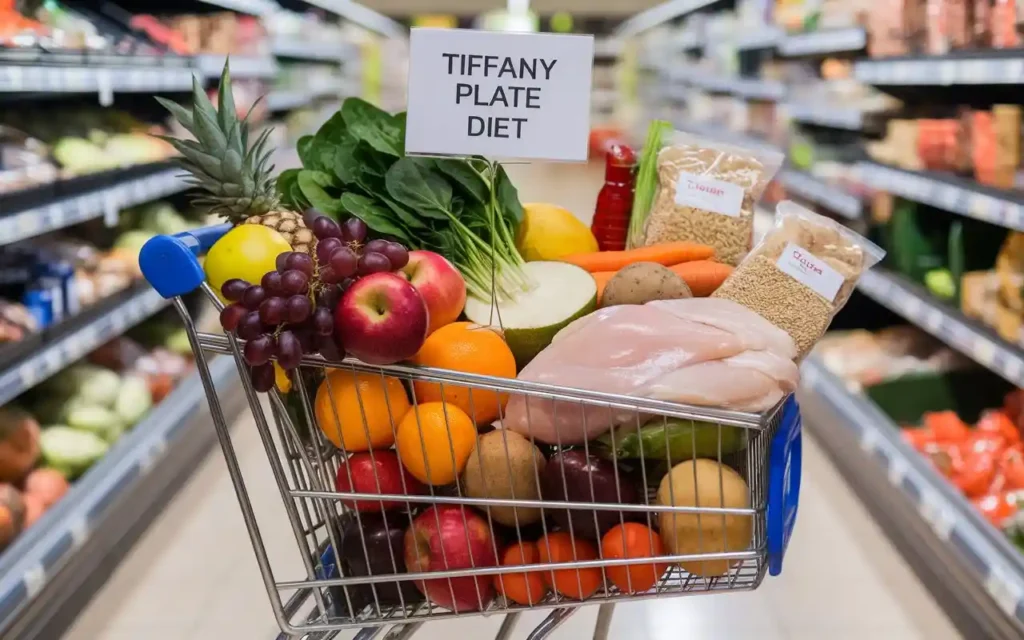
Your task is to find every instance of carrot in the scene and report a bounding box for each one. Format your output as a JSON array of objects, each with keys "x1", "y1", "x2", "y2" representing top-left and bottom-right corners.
[
  {"x1": 591, "y1": 271, "x2": 615, "y2": 304},
  {"x1": 560, "y1": 242, "x2": 715, "y2": 273},
  {"x1": 668, "y1": 261, "x2": 733, "y2": 297}
]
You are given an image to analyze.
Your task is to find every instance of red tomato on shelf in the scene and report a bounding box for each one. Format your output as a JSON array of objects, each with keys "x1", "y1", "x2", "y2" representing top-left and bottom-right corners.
[
  {"x1": 1000, "y1": 446, "x2": 1024, "y2": 490},
  {"x1": 975, "y1": 491, "x2": 1019, "y2": 528}
]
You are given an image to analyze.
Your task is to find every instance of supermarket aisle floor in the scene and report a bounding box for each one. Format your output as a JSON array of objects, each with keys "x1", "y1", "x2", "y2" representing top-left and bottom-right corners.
[{"x1": 64, "y1": 163, "x2": 963, "y2": 640}]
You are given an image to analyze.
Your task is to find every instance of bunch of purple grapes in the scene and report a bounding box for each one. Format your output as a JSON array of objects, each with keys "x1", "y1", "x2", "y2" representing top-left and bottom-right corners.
[
  {"x1": 311, "y1": 216, "x2": 410, "y2": 285},
  {"x1": 217, "y1": 215, "x2": 410, "y2": 392}
]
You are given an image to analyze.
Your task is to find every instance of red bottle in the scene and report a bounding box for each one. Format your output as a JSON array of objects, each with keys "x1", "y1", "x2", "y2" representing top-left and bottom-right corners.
[{"x1": 591, "y1": 143, "x2": 636, "y2": 252}]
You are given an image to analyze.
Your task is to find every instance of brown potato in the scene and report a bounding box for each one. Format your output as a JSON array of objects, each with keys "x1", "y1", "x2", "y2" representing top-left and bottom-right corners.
[{"x1": 601, "y1": 262, "x2": 693, "y2": 307}]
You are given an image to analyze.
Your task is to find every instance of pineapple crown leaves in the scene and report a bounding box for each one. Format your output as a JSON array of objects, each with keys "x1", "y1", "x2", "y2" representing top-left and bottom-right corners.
[{"x1": 155, "y1": 61, "x2": 279, "y2": 219}]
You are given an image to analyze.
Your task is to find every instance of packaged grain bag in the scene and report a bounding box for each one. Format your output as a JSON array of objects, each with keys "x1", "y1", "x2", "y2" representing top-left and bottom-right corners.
[
  {"x1": 712, "y1": 200, "x2": 885, "y2": 359},
  {"x1": 641, "y1": 131, "x2": 783, "y2": 266}
]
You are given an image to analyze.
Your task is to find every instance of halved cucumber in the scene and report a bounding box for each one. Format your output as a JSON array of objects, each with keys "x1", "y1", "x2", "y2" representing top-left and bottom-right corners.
[{"x1": 464, "y1": 261, "x2": 597, "y2": 368}]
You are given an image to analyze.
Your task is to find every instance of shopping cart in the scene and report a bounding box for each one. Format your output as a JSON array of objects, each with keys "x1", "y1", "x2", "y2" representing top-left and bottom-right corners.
[{"x1": 140, "y1": 224, "x2": 803, "y2": 640}]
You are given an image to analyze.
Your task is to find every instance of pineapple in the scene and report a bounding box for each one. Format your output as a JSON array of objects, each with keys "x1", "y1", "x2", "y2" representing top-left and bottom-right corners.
[
  {"x1": 244, "y1": 212, "x2": 314, "y2": 254},
  {"x1": 156, "y1": 63, "x2": 313, "y2": 254}
]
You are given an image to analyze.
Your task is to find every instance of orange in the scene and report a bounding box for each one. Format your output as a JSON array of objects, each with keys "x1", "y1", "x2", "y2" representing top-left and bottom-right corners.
[
  {"x1": 600, "y1": 523, "x2": 669, "y2": 594},
  {"x1": 395, "y1": 402, "x2": 476, "y2": 485},
  {"x1": 411, "y1": 322, "x2": 516, "y2": 425},
  {"x1": 314, "y1": 370, "x2": 410, "y2": 452},
  {"x1": 495, "y1": 541, "x2": 549, "y2": 605},
  {"x1": 536, "y1": 532, "x2": 602, "y2": 600}
]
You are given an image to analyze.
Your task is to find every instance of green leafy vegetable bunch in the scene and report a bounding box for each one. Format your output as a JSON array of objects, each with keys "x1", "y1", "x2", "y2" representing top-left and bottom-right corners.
[{"x1": 277, "y1": 98, "x2": 531, "y2": 302}]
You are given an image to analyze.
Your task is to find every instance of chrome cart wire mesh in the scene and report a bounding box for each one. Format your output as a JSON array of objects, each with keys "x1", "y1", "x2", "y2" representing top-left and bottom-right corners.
[{"x1": 144, "y1": 228, "x2": 800, "y2": 640}]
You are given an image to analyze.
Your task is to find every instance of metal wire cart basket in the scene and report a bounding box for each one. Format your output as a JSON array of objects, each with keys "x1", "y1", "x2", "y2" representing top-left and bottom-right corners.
[{"x1": 140, "y1": 225, "x2": 803, "y2": 640}]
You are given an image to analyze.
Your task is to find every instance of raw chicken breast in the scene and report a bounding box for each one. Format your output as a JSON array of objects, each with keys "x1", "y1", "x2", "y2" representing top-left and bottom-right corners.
[{"x1": 503, "y1": 298, "x2": 798, "y2": 444}]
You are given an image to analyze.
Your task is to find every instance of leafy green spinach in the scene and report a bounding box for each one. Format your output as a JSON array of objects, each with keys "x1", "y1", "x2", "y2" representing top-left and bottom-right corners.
[{"x1": 278, "y1": 97, "x2": 529, "y2": 301}]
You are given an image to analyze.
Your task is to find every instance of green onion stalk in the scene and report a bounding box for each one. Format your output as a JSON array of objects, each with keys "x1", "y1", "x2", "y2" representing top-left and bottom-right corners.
[
  {"x1": 627, "y1": 120, "x2": 672, "y2": 249},
  {"x1": 430, "y1": 160, "x2": 532, "y2": 303},
  {"x1": 453, "y1": 160, "x2": 532, "y2": 302}
]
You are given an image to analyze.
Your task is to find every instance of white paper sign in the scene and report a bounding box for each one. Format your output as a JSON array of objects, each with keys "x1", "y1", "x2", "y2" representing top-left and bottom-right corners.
[
  {"x1": 775, "y1": 242, "x2": 845, "y2": 301},
  {"x1": 674, "y1": 171, "x2": 744, "y2": 217},
  {"x1": 404, "y1": 28, "x2": 594, "y2": 162}
]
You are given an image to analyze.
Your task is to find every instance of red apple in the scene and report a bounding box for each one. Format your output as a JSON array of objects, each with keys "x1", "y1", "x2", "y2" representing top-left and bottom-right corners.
[
  {"x1": 335, "y1": 451, "x2": 425, "y2": 512},
  {"x1": 336, "y1": 272, "x2": 428, "y2": 365},
  {"x1": 400, "y1": 250, "x2": 467, "y2": 335},
  {"x1": 404, "y1": 505, "x2": 497, "y2": 612}
]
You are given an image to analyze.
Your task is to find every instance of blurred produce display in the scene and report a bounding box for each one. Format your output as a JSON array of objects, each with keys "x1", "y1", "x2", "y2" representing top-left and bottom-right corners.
[
  {"x1": 0, "y1": 107, "x2": 175, "y2": 191},
  {"x1": 866, "y1": 0, "x2": 1023, "y2": 57},
  {"x1": 0, "y1": 1, "x2": 176, "y2": 55},
  {"x1": 152, "y1": 11, "x2": 267, "y2": 57},
  {"x1": 0, "y1": 315, "x2": 193, "y2": 552},
  {"x1": 869, "y1": 106, "x2": 1023, "y2": 190},
  {"x1": 816, "y1": 327, "x2": 1024, "y2": 547},
  {"x1": 0, "y1": 200, "x2": 200, "y2": 334}
]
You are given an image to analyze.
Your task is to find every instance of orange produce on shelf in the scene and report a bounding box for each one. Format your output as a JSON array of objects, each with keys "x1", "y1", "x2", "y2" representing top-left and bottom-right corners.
[
  {"x1": 537, "y1": 532, "x2": 602, "y2": 600},
  {"x1": 903, "y1": 427, "x2": 935, "y2": 450},
  {"x1": 314, "y1": 370, "x2": 410, "y2": 452},
  {"x1": 953, "y1": 446, "x2": 999, "y2": 499},
  {"x1": 977, "y1": 411, "x2": 1021, "y2": 444},
  {"x1": 923, "y1": 411, "x2": 971, "y2": 443},
  {"x1": 1000, "y1": 446, "x2": 1024, "y2": 490},
  {"x1": 975, "y1": 491, "x2": 1019, "y2": 528},
  {"x1": 494, "y1": 541, "x2": 549, "y2": 605},
  {"x1": 600, "y1": 523, "x2": 668, "y2": 594}
]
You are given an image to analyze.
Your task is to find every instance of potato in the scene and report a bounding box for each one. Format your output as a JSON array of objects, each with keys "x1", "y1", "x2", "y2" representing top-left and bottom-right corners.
[
  {"x1": 601, "y1": 262, "x2": 692, "y2": 307},
  {"x1": 462, "y1": 430, "x2": 547, "y2": 527},
  {"x1": 656, "y1": 459, "x2": 752, "y2": 577}
]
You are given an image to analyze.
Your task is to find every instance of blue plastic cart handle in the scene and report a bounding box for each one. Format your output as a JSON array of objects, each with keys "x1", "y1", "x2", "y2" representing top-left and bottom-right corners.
[
  {"x1": 766, "y1": 394, "x2": 802, "y2": 576},
  {"x1": 139, "y1": 223, "x2": 232, "y2": 299}
]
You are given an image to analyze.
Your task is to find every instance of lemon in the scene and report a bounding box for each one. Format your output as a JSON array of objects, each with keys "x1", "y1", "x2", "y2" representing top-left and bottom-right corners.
[
  {"x1": 204, "y1": 225, "x2": 291, "y2": 302},
  {"x1": 515, "y1": 203, "x2": 598, "y2": 262}
]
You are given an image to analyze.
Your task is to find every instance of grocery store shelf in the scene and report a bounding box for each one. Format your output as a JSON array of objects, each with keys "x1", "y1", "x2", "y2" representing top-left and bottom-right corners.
[
  {"x1": 0, "y1": 166, "x2": 187, "y2": 246},
  {"x1": 592, "y1": 88, "x2": 618, "y2": 106},
  {"x1": 857, "y1": 161, "x2": 1024, "y2": 231},
  {"x1": 594, "y1": 38, "x2": 623, "y2": 58},
  {"x1": 673, "y1": 69, "x2": 786, "y2": 101},
  {"x1": 857, "y1": 267, "x2": 1024, "y2": 388},
  {"x1": 0, "y1": 286, "x2": 168, "y2": 407},
  {"x1": 734, "y1": 26, "x2": 783, "y2": 51},
  {"x1": 196, "y1": 54, "x2": 277, "y2": 80},
  {"x1": 673, "y1": 30, "x2": 703, "y2": 51},
  {"x1": 855, "y1": 53, "x2": 1024, "y2": 86},
  {"x1": 266, "y1": 90, "x2": 311, "y2": 111},
  {"x1": 0, "y1": 355, "x2": 244, "y2": 639},
  {"x1": 0, "y1": 61, "x2": 195, "y2": 94},
  {"x1": 614, "y1": 0, "x2": 726, "y2": 38},
  {"x1": 786, "y1": 101, "x2": 864, "y2": 130},
  {"x1": 779, "y1": 168, "x2": 863, "y2": 219},
  {"x1": 299, "y1": 0, "x2": 407, "y2": 39},
  {"x1": 198, "y1": 0, "x2": 277, "y2": 13},
  {"x1": 778, "y1": 27, "x2": 867, "y2": 57},
  {"x1": 800, "y1": 357, "x2": 1024, "y2": 639},
  {"x1": 675, "y1": 119, "x2": 784, "y2": 157},
  {"x1": 270, "y1": 37, "x2": 358, "y2": 62}
]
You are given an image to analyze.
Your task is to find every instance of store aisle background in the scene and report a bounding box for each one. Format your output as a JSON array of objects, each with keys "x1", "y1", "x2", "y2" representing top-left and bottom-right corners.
[{"x1": 65, "y1": 164, "x2": 963, "y2": 640}]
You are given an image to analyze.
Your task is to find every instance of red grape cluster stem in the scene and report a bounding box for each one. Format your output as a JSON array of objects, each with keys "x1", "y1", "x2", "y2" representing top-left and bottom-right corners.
[{"x1": 218, "y1": 215, "x2": 410, "y2": 392}]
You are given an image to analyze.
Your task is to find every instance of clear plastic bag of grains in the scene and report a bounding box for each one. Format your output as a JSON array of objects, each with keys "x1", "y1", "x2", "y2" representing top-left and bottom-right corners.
[
  {"x1": 712, "y1": 200, "x2": 886, "y2": 359},
  {"x1": 641, "y1": 131, "x2": 784, "y2": 266}
]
